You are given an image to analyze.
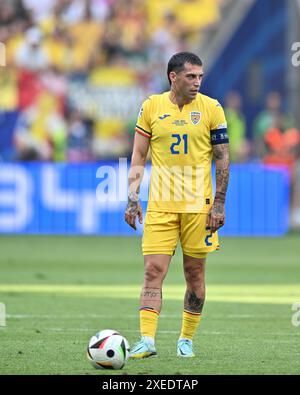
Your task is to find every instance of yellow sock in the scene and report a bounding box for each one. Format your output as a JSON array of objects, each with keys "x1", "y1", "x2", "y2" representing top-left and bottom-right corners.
[
  {"x1": 179, "y1": 310, "x2": 202, "y2": 340},
  {"x1": 140, "y1": 308, "x2": 159, "y2": 339}
]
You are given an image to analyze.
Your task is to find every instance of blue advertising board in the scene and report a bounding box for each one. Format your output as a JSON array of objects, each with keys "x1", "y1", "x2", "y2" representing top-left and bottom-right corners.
[{"x1": 0, "y1": 161, "x2": 290, "y2": 236}]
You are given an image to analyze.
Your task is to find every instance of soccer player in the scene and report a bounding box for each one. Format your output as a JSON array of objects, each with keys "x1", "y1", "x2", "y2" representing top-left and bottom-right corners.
[{"x1": 125, "y1": 52, "x2": 230, "y2": 358}]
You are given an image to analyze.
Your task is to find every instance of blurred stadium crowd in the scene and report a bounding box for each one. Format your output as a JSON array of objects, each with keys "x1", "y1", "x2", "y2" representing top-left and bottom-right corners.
[
  {"x1": 0, "y1": 0, "x2": 230, "y2": 162},
  {"x1": 0, "y1": 0, "x2": 299, "y2": 168}
]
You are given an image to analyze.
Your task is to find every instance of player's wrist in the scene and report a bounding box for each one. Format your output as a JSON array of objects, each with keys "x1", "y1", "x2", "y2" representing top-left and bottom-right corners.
[
  {"x1": 128, "y1": 191, "x2": 139, "y2": 203},
  {"x1": 214, "y1": 191, "x2": 226, "y2": 204}
]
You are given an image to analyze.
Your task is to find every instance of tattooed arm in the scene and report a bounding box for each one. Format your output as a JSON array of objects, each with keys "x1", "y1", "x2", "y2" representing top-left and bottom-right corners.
[
  {"x1": 207, "y1": 143, "x2": 230, "y2": 233},
  {"x1": 125, "y1": 132, "x2": 150, "y2": 230}
]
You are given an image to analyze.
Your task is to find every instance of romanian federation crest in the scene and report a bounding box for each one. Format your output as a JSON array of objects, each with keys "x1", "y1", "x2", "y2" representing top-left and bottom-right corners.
[{"x1": 190, "y1": 111, "x2": 201, "y2": 125}]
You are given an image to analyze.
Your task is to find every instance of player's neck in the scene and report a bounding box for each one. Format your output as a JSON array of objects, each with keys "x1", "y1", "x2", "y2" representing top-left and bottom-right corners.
[{"x1": 169, "y1": 90, "x2": 192, "y2": 111}]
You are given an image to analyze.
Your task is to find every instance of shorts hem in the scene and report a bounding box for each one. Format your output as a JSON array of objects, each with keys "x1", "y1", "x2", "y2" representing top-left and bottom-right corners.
[
  {"x1": 182, "y1": 245, "x2": 220, "y2": 258},
  {"x1": 143, "y1": 251, "x2": 174, "y2": 256}
]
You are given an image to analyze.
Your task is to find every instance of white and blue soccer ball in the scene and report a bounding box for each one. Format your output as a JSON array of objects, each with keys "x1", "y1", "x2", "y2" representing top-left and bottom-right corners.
[{"x1": 87, "y1": 329, "x2": 130, "y2": 370}]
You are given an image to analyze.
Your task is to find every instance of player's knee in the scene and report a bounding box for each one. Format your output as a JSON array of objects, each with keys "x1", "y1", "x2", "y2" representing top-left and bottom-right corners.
[
  {"x1": 144, "y1": 260, "x2": 166, "y2": 283},
  {"x1": 184, "y1": 266, "x2": 205, "y2": 291}
]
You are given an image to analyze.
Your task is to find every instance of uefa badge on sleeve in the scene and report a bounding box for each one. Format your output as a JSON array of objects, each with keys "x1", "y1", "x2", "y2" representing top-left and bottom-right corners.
[
  {"x1": 190, "y1": 111, "x2": 201, "y2": 125},
  {"x1": 138, "y1": 107, "x2": 143, "y2": 118}
]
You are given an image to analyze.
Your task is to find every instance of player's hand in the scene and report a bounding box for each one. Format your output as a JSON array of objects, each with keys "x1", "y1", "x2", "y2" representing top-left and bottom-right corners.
[
  {"x1": 206, "y1": 202, "x2": 225, "y2": 233},
  {"x1": 125, "y1": 201, "x2": 143, "y2": 230}
]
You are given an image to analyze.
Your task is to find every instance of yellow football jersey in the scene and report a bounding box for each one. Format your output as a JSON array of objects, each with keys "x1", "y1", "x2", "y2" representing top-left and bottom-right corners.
[{"x1": 135, "y1": 91, "x2": 228, "y2": 213}]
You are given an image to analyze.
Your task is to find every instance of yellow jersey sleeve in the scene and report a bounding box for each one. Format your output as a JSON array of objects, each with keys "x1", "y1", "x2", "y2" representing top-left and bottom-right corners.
[
  {"x1": 210, "y1": 101, "x2": 229, "y2": 145},
  {"x1": 135, "y1": 98, "x2": 152, "y2": 139}
]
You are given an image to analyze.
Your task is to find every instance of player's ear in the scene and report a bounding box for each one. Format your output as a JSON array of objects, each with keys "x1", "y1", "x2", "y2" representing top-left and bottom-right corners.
[{"x1": 169, "y1": 71, "x2": 177, "y2": 84}]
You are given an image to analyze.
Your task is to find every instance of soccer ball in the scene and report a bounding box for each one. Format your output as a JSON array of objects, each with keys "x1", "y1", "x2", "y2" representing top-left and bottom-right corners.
[{"x1": 87, "y1": 329, "x2": 130, "y2": 370}]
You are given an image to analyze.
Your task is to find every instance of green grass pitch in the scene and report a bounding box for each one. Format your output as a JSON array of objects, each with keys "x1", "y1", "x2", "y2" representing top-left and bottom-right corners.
[{"x1": 0, "y1": 234, "x2": 300, "y2": 375}]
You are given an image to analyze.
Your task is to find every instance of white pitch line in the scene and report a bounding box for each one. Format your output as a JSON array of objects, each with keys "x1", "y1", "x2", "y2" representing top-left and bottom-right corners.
[
  {"x1": 48, "y1": 328, "x2": 179, "y2": 334},
  {"x1": 5, "y1": 325, "x2": 300, "y2": 337},
  {"x1": 47, "y1": 328, "x2": 235, "y2": 335},
  {"x1": 48, "y1": 329, "x2": 300, "y2": 336},
  {"x1": 6, "y1": 313, "x2": 288, "y2": 319},
  {"x1": 6, "y1": 314, "x2": 138, "y2": 319}
]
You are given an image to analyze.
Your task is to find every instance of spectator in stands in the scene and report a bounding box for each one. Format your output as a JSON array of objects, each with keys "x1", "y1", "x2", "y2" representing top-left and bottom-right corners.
[
  {"x1": 93, "y1": 118, "x2": 131, "y2": 159},
  {"x1": 55, "y1": 0, "x2": 107, "y2": 25},
  {"x1": 67, "y1": 1, "x2": 104, "y2": 71},
  {"x1": 14, "y1": 92, "x2": 67, "y2": 161},
  {"x1": 21, "y1": 0, "x2": 55, "y2": 24},
  {"x1": 66, "y1": 108, "x2": 94, "y2": 162},
  {"x1": 224, "y1": 91, "x2": 250, "y2": 162},
  {"x1": 15, "y1": 26, "x2": 50, "y2": 71},
  {"x1": 257, "y1": 96, "x2": 300, "y2": 228},
  {"x1": 0, "y1": 0, "x2": 30, "y2": 32},
  {"x1": 147, "y1": 12, "x2": 186, "y2": 92},
  {"x1": 174, "y1": 0, "x2": 221, "y2": 44},
  {"x1": 263, "y1": 124, "x2": 300, "y2": 221},
  {"x1": 150, "y1": 11, "x2": 185, "y2": 65},
  {"x1": 253, "y1": 91, "x2": 294, "y2": 160}
]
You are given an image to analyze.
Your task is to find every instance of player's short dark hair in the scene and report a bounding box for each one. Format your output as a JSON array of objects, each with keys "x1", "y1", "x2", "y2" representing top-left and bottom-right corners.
[{"x1": 167, "y1": 52, "x2": 202, "y2": 85}]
